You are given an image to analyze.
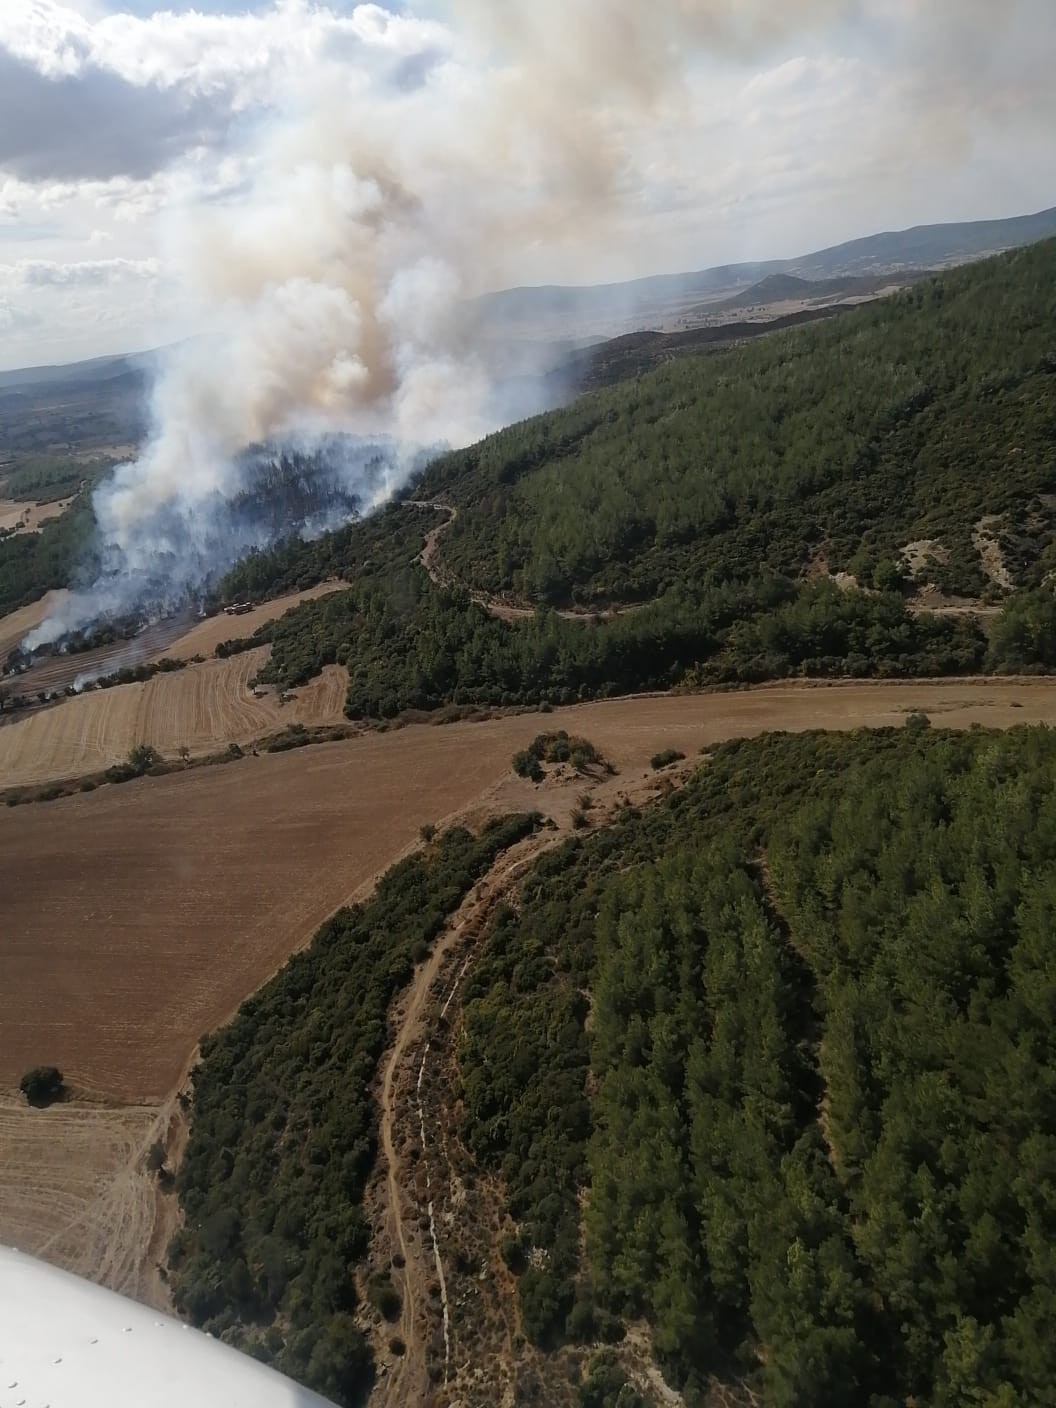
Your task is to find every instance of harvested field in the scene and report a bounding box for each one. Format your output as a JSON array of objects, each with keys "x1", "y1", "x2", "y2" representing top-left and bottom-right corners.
[
  {"x1": 0, "y1": 589, "x2": 69, "y2": 661},
  {"x1": 0, "y1": 1095, "x2": 161, "y2": 1300},
  {"x1": 3, "y1": 678, "x2": 1056, "y2": 1103},
  {"x1": 0, "y1": 495, "x2": 74, "y2": 535},
  {"x1": 0, "y1": 582, "x2": 348, "y2": 700},
  {"x1": 159, "y1": 581, "x2": 348, "y2": 661},
  {"x1": 12, "y1": 613, "x2": 197, "y2": 697},
  {"x1": 0, "y1": 648, "x2": 348, "y2": 787}
]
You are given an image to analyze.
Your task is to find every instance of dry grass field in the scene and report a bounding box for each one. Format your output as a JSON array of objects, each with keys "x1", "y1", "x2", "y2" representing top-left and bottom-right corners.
[
  {"x1": 3, "y1": 679, "x2": 1056, "y2": 1106},
  {"x1": 0, "y1": 1094, "x2": 161, "y2": 1297},
  {"x1": 0, "y1": 649, "x2": 348, "y2": 787},
  {"x1": 3, "y1": 582, "x2": 349, "y2": 701},
  {"x1": 0, "y1": 589, "x2": 69, "y2": 660},
  {"x1": 159, "y1": 581, "x2": 347, "y2": 661},
  {"x1": 0, "y1": 496, "x2": 74, "y2": 536}
]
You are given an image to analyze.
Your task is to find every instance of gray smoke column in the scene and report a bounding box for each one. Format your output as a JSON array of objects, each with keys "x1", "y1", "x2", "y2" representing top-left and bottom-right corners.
[{"x1": 27, "y1": 0, "x2": 847, "y2": 648}]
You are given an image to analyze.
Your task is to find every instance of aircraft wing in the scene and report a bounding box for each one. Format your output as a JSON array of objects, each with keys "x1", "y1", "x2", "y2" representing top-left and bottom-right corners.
[{"x1": 0, "y1": 1246, "x2": 339, "y2": 1407}]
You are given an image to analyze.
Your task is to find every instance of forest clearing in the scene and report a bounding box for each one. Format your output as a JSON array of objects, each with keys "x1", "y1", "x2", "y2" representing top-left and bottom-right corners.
[
  {"x1": 0, "y1": 495, "x2": 75, "y2": 536},
  {"x1": 157, "y1": 580, "x2": 346, "y2": 660}
]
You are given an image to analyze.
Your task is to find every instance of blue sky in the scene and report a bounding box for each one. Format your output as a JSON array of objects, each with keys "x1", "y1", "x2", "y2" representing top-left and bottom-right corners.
[{"x1": 0, "y1": 0, "x2": 1053, "y2": 367}]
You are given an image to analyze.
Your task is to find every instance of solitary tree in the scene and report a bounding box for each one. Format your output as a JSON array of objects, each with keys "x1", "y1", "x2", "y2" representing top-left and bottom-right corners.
[{"x1": 20, "y1": 1066, "x2": 65, "y2": 1107}]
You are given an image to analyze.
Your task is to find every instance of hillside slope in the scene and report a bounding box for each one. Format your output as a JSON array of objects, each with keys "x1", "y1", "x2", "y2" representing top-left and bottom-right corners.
[
  {"x1": 454, "y1": 723, "x2": 1056, "y2": 1406},
  {"x1": 426, "y1": 239, "x2": 1056, "y2": 606},
  {"x1": 207, "y1": 240, "x2": 1056, "y2": 719}
]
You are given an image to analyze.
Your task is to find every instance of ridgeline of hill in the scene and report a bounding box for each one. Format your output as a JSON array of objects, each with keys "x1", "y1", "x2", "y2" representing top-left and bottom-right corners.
[
  {"x1": 474, "y1": 204, "x2": 1056, "y2": 331},
  {"x1": 714, "y1": 269, "x2": 931, "y2": 311},
  {"x1": 424, "y1": 239, "x2": 1056, "y2": 605},
  {"x1": 217, "y1": 239, "x2": 1056, "y2": 718}
]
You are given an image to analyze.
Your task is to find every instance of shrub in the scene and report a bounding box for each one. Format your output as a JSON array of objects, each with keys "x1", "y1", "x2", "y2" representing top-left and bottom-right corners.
[
  {"x1": 146, "y1": 1140, "x2": 168, "y2": 1174},
  {"x1": 367, "y1": 1274, "x2": 401, "y2": 1322},
  {"x1": 20, "y1": 1066, "x2": 64, "y2": 1106},
  {"x1": 128, "y1": 743, "x2": 163, "y2": 773},
  {"x1": 515, "y1": 732, "x2": 605, "y2": 781},
  {"x1": 650, "y1": 748, "x2": 685, "y2": 770},
  {"x1": 513, "y1": 750, "x2": 545, "y2": 783},
  {"x1": 499, "y1": 1234, "x2": 526, "y2": 1274}
]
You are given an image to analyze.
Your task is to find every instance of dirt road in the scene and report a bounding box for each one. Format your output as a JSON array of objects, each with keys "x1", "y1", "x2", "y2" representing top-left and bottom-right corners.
[
  {"x1": 373, "y1": 831, "x2": 557, "y2": 1405},
  {"x1": 407, "y1": 500, "x2": 631, "y2": 622},
  {"x1": 6, "y1": 677, "x2": 1056, "y2": 1316}
]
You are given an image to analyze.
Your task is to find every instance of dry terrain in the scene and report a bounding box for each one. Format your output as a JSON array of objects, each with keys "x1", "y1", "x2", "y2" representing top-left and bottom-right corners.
[
  {"x1": 0, "y1": 1095, "x2": 161, "y2": 1298},
  {"x1": 4, "y1": 679, "x2": 1056, "y2": 1097},
  {"x1": 0, "y1": 589, "x2": 69, "y2": 661},
  {"x1": 158, "y1": 581, "x2": 347, "y2": 661},
  {"x1": 0, "y1": 495, "x2": 75, "y2": 535},
  {"x1": 0, "y1": 649, "x2": 348, "y2": 788},
  {"x1": 3, "y1": 581, "x2": 348, "y2": 700},
  {"x1": 5, "y1": 678, "x2": 1056, "y2": 1316}
]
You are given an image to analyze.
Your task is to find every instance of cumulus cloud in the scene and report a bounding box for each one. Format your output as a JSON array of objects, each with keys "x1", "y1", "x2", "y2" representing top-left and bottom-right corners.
[
  {"x1": 0, "y1": 1, "x2": 450, "y2": 182},
  {"x1": 0, "y1": 255, "x2": 161, "y2": 286},
  {"x1": 0, "y1": 47, "x2": 233, "y2": 181},
  {"x1": 1, "y1": 0, "x2": 1054, "y2": 372}
]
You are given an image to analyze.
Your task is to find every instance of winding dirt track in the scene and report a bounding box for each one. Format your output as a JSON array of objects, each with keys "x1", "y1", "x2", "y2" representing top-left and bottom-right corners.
[
  {"x1": 375, "y1": 831, "x2": 556, "y2": 1406},
  {"x1": 5, "y1": 677, "x2": 1056, "y2": 1318},
  {"x1": 409, "y1": 500, "x2": 630, "y2": 622}
]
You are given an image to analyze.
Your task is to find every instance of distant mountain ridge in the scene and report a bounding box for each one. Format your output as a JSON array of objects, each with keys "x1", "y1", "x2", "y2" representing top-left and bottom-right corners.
[
  {"x1": 0, "y1": 348, "x2": 161, "y2": 393},
  {"x1": 477, "y1": 204, "x2": 1056, "y2": 330},
  {"x1": 3, "y1": 206, "x2": 1054, "y2": 390},
  {"x1": 714, "y1": 270, "x2": 920, "y2": 311}
]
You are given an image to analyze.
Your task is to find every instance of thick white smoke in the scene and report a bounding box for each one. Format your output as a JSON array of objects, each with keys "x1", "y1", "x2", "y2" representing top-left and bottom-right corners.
[{"x1": 28, "y1": 0, "x2": 851, "y2": 647}]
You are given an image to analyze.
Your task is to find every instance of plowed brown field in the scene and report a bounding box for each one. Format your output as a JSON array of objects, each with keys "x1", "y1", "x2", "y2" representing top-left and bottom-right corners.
[
  {"x1": 0, "y1": 650, "x2": 348, "y2": 787},
  {"x1": 3, "y1": 679, "x2": 1056, "y2": 1104}
]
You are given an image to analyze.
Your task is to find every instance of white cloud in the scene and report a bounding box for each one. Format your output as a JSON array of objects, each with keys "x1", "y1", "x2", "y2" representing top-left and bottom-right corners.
[
  {"x1": 0, "y1": 0, "x2": 1054, "y2": 370},
  {"x1": 0, "y1": 294, "x2": 39, "y2": 331},
  {"x1": 0, "y1": 1, "x2": 451, "y2": 100},
  {"x1": 0, "y1": 255, "x2": 161, "y2": 285}
]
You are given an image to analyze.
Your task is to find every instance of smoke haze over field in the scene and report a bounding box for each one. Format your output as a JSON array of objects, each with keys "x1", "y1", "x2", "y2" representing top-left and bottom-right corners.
[{"x1": 10, "y1": 0, "x2": 1056, "y2": 643}]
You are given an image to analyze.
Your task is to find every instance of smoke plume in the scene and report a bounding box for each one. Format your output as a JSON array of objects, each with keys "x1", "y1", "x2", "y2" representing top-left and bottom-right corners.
[{"x1": 29, "y1": 0, "x2": 846, "y2": 647}]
